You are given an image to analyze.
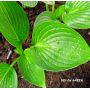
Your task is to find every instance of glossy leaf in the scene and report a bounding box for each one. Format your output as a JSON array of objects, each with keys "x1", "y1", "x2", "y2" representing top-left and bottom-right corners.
[
  {"x1": 0, "y1": 2, "x2": 29, "y2": 48},
  {"x1": 20, "y1": 1, "x2": 38, "y2": 8},
  {"x1": 62, "y1": 1, "x2": 90, "y2": 29},
  {"x1": 0, "y1": 63, "x2": 17, "y2": 88},
  {"x1": 18, "y1": 53, "x2": 46, "y2": 87},
  {"x1": 43, "y1": 1, "x2": 55, "y2": 5},
  {"x1": 34, "y1": 11, "x2": 57, "y2": 28},
  {"x1": 55, "y1": 5, "x2": 65, "y2": 19},
  {"x1": 31, "y1": 18, "x2": 90, "y2": 71}
]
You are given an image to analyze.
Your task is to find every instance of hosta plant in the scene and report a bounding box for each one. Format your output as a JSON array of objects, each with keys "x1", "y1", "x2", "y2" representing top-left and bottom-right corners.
[{"x1": 0, "y1": 1, "x2": 90, "y2": 88}]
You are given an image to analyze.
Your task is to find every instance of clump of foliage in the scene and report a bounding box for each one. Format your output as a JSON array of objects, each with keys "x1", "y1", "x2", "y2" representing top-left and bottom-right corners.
[{"x1": 0, "y1": 1, "x2": 90, "y2": 88}]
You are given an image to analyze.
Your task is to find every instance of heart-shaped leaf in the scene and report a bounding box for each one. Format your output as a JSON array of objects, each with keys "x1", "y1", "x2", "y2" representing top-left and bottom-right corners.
[
  {"x1": 18, "y1": 53, "x2": 46, "y2": 87},
  {"x1": 62, "y1": 1, "x2": 90, "y2": 29},
  {"x1": 20, "y1": 1, "x2": 38, "y2": 8},
  {"x1": 0, "y1": 2, "x2": 29, "y2": 48},
  {"x1": 0, "y1": 63, "x2": 17, "y2": 88},
  {"x1": 31, "y1": 14, "x2": 90, "y2": 71}
]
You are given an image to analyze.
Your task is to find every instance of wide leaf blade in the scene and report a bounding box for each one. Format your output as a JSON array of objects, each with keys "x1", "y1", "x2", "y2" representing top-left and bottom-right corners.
[
  {"x1": 62, "y1": 1, "x2": 90, "y2": 29},
  {"x1": 31, "y1": 13, "x2": 90, "y2": 71},
  {"x1": 0, "y1": 2, "x2": 29, "y2": 47},
  {"x1": 18, "y1": 53, "x2": 46, "y2": 87},
  {"x1": 0, "y1": 63, "x2": 17, "y2": 88}
]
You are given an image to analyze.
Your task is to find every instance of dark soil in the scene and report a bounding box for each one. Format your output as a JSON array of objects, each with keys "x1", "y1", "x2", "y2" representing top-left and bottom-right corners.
[{"x1": 0, "y1": 1, "x2": 90, "y2": 88}]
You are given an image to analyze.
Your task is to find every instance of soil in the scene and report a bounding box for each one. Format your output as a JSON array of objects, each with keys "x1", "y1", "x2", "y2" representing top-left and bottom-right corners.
[{"x1": 0, "y1": 1, "x2": 90, "y2": 88}]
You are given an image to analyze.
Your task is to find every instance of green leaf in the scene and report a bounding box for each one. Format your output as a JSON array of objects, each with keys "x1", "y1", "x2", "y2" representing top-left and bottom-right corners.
[
  {"x1": 0, "y1": 2, "x2": 29, "y2": 48},
  {"x1": 20, "y1": 1, "x2": 38, "y2": 8},
  {"x1": 18, "y1": 52, "x2": 46, "y2": 87},
  {"x1": 43, "y1": 1, "x2": 55, "y2": 5},
  {"x1": 0, "y1": 63, "x2": 17, "y2": 88},
  {"x1": 34, "y1": 11, "x2": 57, "y2": 28},
  {"x1": 55, "y1": 5, "x2": 65, "y2": 19},
  {"x1": 62, "y1": 1, "x2": 90, "y2": 29},
  {"x1": 31, "y1": 18, "x2": 90, "y2": 71}
]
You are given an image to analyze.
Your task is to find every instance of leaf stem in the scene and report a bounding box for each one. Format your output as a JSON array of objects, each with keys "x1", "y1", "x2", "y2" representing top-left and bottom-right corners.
[
  {"x1": 10, "y1": 58, "x2": 19, "y2": 67},
  {"x1": 45, "y1": 4, "x2": 49, "y2": 11},
  {"x1": 52, "y1": 4, "x2": 55, "y2": 13},
  {"x1": 11, "y1": 44, "x2": 24, "y2": 67}
]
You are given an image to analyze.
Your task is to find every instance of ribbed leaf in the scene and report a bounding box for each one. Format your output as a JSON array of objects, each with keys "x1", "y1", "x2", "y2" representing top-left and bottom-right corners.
[
  {"x1": 0, "y1": 2, "x2": 29, "y2": 48},
  {"x1": 43, "y1": 1, "x2": 55, "y2": 5},
  {"x1": 62, "y1": 1, "x2": 90, "y2": 29},
  {"x1": 31, "y1": 17, "x2": 90, "y2": 71},
  {"x1": 34, "y1": 11, "x2": 57, "y2": 28},
  {"x1": 55, "y1": 5, "x2": 65, "y2": 19},
  {"x1": 18, "y1": 53, "x2": 46, "y2": 87},
  {"x1": 0, "y1": 63, "x2": 17, "y2": 88},
  {"x1": 20, "y1": 1, "x2": 38, "y2": 8}
]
